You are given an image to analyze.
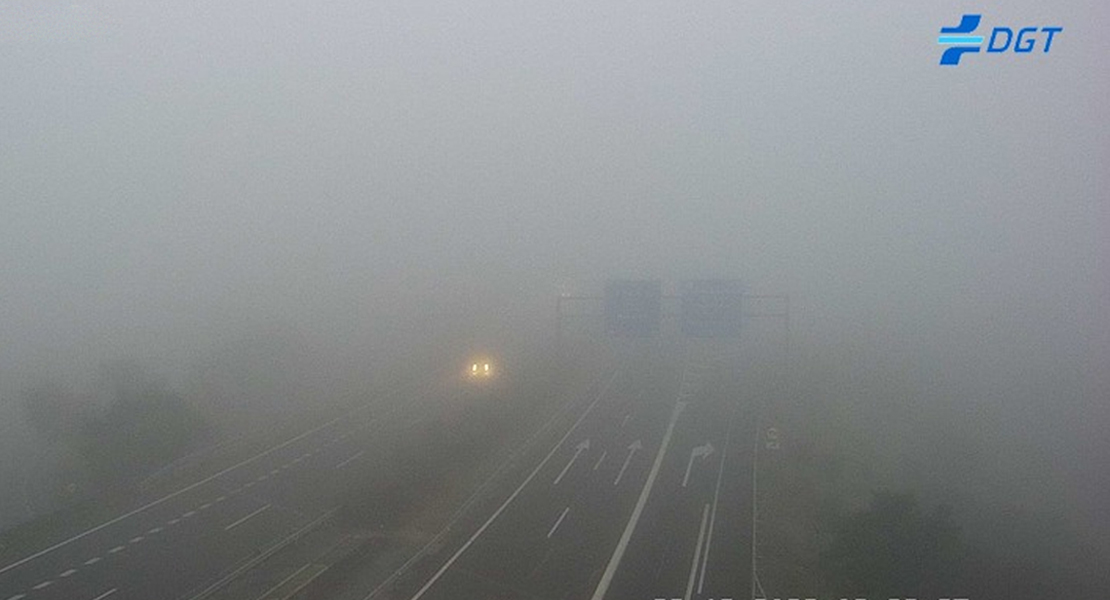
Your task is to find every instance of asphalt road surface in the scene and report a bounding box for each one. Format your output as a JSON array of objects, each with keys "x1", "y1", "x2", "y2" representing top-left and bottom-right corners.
[
  {"x1": 0, "y1": 380, "x2": 437, "y2": 600},
  {"x1": 2, "y1": 347, "x2": 755, "y2": 600},
  {"x1": 380, "y1": 347, "x2": 755, "y2": 600}
]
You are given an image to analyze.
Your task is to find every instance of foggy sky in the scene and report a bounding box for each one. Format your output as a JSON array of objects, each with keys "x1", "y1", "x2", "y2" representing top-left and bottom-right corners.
[{"x1": 2, "y1": 0, "x2": 1107, "y2": 471}]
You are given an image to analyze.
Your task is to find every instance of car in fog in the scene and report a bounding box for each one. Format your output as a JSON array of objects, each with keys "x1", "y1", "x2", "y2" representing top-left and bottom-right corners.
[{"x1": 466, "y1": 358, "x2": 495, "y2": 381}]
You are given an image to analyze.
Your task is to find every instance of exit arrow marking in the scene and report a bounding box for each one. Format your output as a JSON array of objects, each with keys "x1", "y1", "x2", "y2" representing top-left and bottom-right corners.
[
  {"x1": 682, "y1": 442, "x2": 714, "y2": 488},
  {"x1": 613, "y1": 440, "x2": 643, "y2": 486},
  {"x1": 553, "y1": 439, "x2": 590, "y2": 485}
]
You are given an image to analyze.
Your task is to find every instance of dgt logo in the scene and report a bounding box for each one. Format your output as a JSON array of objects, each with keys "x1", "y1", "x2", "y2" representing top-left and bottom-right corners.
[{"x1": 938, "y1": 14, "x2": 1062, "y2": 66}]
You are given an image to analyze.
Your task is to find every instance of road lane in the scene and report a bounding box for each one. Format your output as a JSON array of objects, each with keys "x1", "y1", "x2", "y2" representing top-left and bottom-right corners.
[
  {"x1": 382, "y1": 348, "x2": 756, "y2": 600},
  {"x1": 383, "y1": 359, "x2": 683, "y2": 600},
  {"x1": 0, "y1": 378, "x2": 443, "y2": 600}
]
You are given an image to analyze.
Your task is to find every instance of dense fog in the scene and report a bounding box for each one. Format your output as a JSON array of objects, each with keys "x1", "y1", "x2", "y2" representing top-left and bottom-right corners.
[{"x1": 1, "y1": 0, "x2": 1107, "y2": 595}]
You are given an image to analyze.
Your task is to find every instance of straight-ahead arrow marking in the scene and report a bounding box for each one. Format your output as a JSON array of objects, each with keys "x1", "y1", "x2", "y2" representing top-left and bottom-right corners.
[
  {"x1": 553, "y1": 439, "x2": 590, "y2": 485},
  {"x1": 613, "y1": 440, "x2": 643, "y2": 486}
]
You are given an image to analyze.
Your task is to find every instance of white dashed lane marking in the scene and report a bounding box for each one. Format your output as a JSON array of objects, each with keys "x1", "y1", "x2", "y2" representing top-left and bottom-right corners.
[
  {"x1": 32, "y1": 581, "x2": 52, "y2": 590},
  {"x1": 224, "y1": 504, "x2": 271, "y2": 531},
  {"x1": 335, "y1": 450, "x2": 365, "y2": 469},
  {"x1": 547, "y1": 507, "x2": 570, "y2": 538},
  {"x1": 167, "y1": 518, "x2": 180, "y2": 525},
  {"x1": 182, "y1": 511, "x2": 196, "y2": 518},
  {"x1": 129, "y1": 536, "x2": 143, "y2": 544},
  {"x1": 91, "y1": 588, "x2": 118, "y2": 600},
  {"x1": 83, "y1": 557, "x2": 101, "y2": 566},
  {"x1": 108, "y1": 546, "x2": 125, "y2": 554},
  {"x1": 5, "y1": 593, "x2": 27, "y2": 600},
  {"x1": 199, "y1": 502, "x2": 212, "y2": 510},
  {"x1": 148, "y1": 527, "x2": 163, "y2": 534},
  {"x1": 59, "y1": 568, "x2": 77, "y2": 577}
]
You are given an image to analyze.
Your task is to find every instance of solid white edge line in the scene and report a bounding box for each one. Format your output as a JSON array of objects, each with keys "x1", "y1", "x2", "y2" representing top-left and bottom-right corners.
[
  {"x1": 406, "y1": 370, "x2": 619, "y2": 600},
  {"x1": 359, "y1": 370, "x2": 619, "y2": 600},
  {"x1": 185, "y1": 509, "x2": 336, "y2": 600},
  {"x1": 223, "y1": 504, "x2": 271, "y2": 532},
  {"x1": 698, "y1": 396, "x2": 736, "y2": 594},
  {"x1": 252, "y1": 562, "x2": 313, "y2": 600},
  {"x1": 589, "y1": 399, "x2": 686, "y2": 600},
  {"x1": 683, "y1": 504, "x2": 711, "y2": 600},
  {"x1": 0, "y1": 411, "x2": 347, "y2": 576},
  {"x1": 0, "y1": 380, "x2": 417, "y2": 577}
]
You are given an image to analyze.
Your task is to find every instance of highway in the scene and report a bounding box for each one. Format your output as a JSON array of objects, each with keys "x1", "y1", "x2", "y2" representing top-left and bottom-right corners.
[
  {"x1": 1, "y1": 347, "x2": 756, "y2": 600},
  {"x1": 0, "y1": 379, "x2": 442, "y2": 600},
  {"x1": 376, "y1": 347, "x2": 754, "y2": 600}
]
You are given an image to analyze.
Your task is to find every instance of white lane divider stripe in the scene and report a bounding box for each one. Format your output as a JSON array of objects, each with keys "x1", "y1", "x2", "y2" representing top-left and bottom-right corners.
[
  {"x1": 83, "y1": 557, "x2": 101, "y2": 566},
  {"x1": 683, "y1": 504, "x2": 711, "y2": 600},
  {"x1": 406, "y1": 369, "x2": 619, "y2": 600},
  {"x1": 182, "y1": 511, "x2": 196, "y2": 518},
  {"x1": 199, "y1": 502, "x2": 212, "y2": 510},
  {"x1": 148, "y1": 527, "x2": 163, "y2": 534},
  {"x1": 108, "y1": 546, "x2": 125, "y2": 554},
  {"x1": 224, "y1": 504, "x2": 271, "y2": 531},
  {"x1": 335, "y1": 450, "x2": 365, "y2": 469},
  {"x1": 590, "y1": 401, "x2": 686, "y2": 600},
  {"x1": 593, "y1": 450, "x2": 607, "y2": 471},
  {"x1": 698, "y1": 407, "x2": 734, "y2": 594},
  {"x1": 254, "y1": 561, "x2": 314, "y2": 600},
  {"x1": 5, "y1": 593, "x2": 27, "y2": 600},
  {"x1": 90, "y1": 588, "x2": 118, "y2": 600},
  {"x1": 0, "y1": 406, "x2": 354, "y2": 577},
  {"x1": 129, "y1": 536, "x2": 143, "y2": 544},
  {"x1": 547, "y1": 507, "x2": 570, "y2": 538},
  {"x1": 32, "y1": 581, "x2": 52, "y2": 590},
  {"x1": 59, "y1": 568, "x2": 77, "y2": 577}
]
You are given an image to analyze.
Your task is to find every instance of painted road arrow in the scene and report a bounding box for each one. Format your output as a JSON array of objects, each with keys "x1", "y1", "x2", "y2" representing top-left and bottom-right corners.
[
  {"x1": 613, "y1": 440, "x2": 643, "y2": 486},
  {"x1": 553, "y1": 439, "x2": 590, "y2": 485},
  {"x1": 681, "y1": 442, "x2": 715, "y2": 487}
]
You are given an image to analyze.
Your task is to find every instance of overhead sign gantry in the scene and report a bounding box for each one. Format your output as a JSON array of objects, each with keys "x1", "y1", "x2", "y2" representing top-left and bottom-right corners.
[
  {"x1": 604, "y1": 279, "x2": 663, "y2": 338},
  {"x1": 679, "y1": 279, "x2": 745, "y2": 338}
]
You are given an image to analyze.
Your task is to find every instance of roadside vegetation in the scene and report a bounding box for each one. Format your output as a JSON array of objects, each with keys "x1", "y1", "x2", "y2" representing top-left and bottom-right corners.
[
  {"x1": 741, "y1": 345, "x2": 1110, "y2": 599},
  {"x1": 20, "y1": 363, "x2": 209, "y2": 494}
]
